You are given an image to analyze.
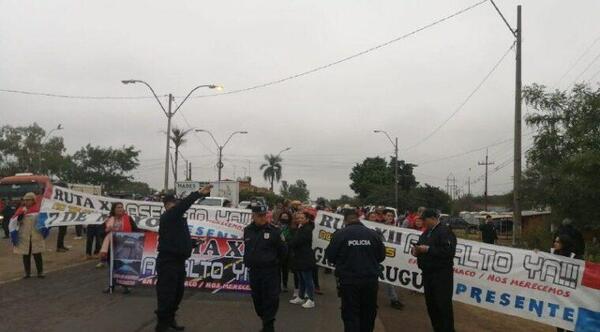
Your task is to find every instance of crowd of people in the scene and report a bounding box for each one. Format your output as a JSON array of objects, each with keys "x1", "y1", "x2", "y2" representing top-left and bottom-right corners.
[{"x1": 2, "y1": 192, "x2": 589, "y2": 332}]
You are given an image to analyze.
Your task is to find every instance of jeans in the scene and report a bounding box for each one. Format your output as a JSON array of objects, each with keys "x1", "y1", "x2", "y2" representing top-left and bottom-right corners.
[
  {"x1": 298, "y1": 270, "x2": 315, "y2": 301},
  {"x1": 86, "y1": 225, "x2": 103, "y2": 256},
  {"x1": 384, "y1": 283, "x2": 399, "y2": 302},
  {"x1": 313, "y1": 267, "x2": 321, "y2": 289}
]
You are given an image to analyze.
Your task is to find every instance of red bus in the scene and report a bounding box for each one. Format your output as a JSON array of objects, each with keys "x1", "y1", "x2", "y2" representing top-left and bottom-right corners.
[{"x1": 0, "y1": 173, "x2": 55, "y2": 209}]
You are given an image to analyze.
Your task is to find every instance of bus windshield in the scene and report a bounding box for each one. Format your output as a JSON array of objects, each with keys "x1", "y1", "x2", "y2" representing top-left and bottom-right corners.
[{"x1": 0, "y1": 183, "x2": 45, "y2": 202}]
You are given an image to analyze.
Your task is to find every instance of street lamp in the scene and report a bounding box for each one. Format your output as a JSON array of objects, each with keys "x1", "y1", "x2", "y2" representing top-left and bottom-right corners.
[
  {"x1": 276, "y1": 147, "x2": 292, "y2": 157},
  {"x1": 38, "y1": 124, "x2": 63, "y2": 174},
  {"x1": 121, "y1": 80, "x2": 222, "y2": 191},
  {"x1": 195, "y1": 129, "x2": 248, "y2": 182},
  {"x1": 374, "y1": 130, "x2": 399, "y2": 212}
]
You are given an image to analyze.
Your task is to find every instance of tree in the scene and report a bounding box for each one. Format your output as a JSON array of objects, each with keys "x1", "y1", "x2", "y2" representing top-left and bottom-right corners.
[
  {"x1": 349, "y1": 156, "x2": 417, "y2": 201},
  {"x1": 281, "y1": 179, "x2": 310, "y2": 202},
  {"x1": 0, "y1": 123, "x2": 67, "y2": 176},
  {"x1": 260, "y1": 154, "x2": 283, "y2": 192},
  {"x1": 411, "y1": 185, "x2": 452, "y2": 213},
  {"x1": 61, "y1": 144, "x2": 140, "y2": 191},
  {"x1": 522, "y1": 83, "x2": 600, "y2": 228},
  {"x1": 170, "y1": 127, "x2": 192, "y2": 183}
]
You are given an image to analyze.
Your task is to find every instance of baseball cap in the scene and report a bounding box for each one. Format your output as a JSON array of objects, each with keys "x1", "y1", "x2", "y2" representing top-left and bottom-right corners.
[
  {"x1": 162, "y1": 194, "x2": 178, "y2": 204},
  {"x1": 421, "y1": 208, "x2": 439, "y2": 220},
  {"x1": 250, "y1": 203, "x2": 268, "y2": 214}
]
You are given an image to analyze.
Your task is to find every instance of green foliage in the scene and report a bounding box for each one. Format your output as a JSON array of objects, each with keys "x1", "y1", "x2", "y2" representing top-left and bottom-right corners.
[
  {"x1": 411, "y1": 184, "x2": 452, "y2": 213},
  {"x1": 112, "y1": 181, "x2": 156, "y2": 196},
  {"x1": 239, "y1": 189, "x2": 284, "y2": 208},
  {"x1": 260, "y1": 154, "x2": 283, "y2": 191},
  {"x1": 349, "y1": 156, "x2": 417, "y2": 201},
  {"x1": 170, "y1": 127, "x2": 192, "y2": 183},
  {"x1": 0, "y1": 123, "x2": 67, "y2": 176},
  {"x1": 522, "y1": 83, "x2": 600, "y2": 229},
  {"x1": 61, "y1": 144, "x2": 140, "y2": 191},
  {"x1": 280, "y1": 179, "x2": 310, "y2": 202}
]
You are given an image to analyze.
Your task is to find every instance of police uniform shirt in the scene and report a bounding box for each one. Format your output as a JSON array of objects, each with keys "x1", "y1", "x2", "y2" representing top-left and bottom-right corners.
[
  {"x1": 416, "y1": 222, "x2": 457, "y2": 273},
  {"x1": 325, "y1": 222, "x2": 386, "y2": 284},
  {"x1": 243, "y1": 223, "x2": 287, "y2": 269}
]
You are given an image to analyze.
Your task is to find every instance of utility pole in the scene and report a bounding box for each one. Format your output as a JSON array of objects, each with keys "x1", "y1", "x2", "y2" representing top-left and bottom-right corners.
[
  {"x1": 513, "y1": 5, "x2": 523, "y2": 245},
  {"x1": 188, "y1": 162, "x2": 192, "y2": 180},
  {"x1": 217, "y1": 146, "x2": 224, "y2": 182},
  {"x1": 478, "y1": 149, "x2": 495, "y2": 211},
  {"x1": 164, "y1": 93, "x2": 173, "y2": 191},
  {"x1": 394, "y1": 137, "x2": 399, "y2": 212},
  {"x1": 373, "y1": 130, "x2": 399, "y2": 212},
  {"x1": 446, "y1": 173, "x2": 456, "y2": 200}
]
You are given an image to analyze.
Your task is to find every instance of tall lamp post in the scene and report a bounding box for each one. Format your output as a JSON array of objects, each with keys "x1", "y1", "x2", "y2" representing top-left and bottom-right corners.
[
  {"x1": 195, "y1": 129, "x2": 248, "y2": 182},
  {"x1": 374, "y1": 130, "x2": 399, "y2": 212},
  {"x1": 277, "y1": 147, "x2": 291, "y2": 157},
  {"x1": 38, "y1": 124, "x2": 63, "y2": 173},
  {"x1": 121, "y1": 80, "x2": 222, "y2": 191}
]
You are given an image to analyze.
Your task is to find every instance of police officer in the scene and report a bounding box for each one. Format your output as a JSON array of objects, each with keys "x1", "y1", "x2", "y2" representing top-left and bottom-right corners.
[
  {"x1": 412, "y1": 208, "x2": 457, "y2": 332},
  {"x1": 155, "y1": 185, "x2": 212, "y2": 332},
  {"x1": 243, "y1": 202, "x2": 287, "y2": 332},
  {"x1": 325, "y1": 208, "x2": 386, "y2": 332}
]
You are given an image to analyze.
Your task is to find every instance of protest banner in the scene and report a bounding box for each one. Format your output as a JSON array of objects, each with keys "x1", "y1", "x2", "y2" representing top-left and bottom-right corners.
[
  {"x1": 139, "y1": 232, "x2": 250, "y2": 293},
  {"x1": 313, "y1": 211, "x2": 600, "y2": 331},
  {"x1": 39, "y1": 186, "x2": 250, "y2": 238},
  {"x1": 112, "y1": 232, "x2": 145, "y2": 287}
]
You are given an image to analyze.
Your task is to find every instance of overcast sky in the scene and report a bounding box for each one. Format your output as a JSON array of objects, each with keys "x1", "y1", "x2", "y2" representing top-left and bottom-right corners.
[{"x1": 1, "y1": 0, "x2": 599, "y2": 199}]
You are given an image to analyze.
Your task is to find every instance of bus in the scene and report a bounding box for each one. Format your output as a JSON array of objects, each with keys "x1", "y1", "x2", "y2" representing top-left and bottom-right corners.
[{"x1": 0, "y1": 173, "x2": 55, "y2": 209}]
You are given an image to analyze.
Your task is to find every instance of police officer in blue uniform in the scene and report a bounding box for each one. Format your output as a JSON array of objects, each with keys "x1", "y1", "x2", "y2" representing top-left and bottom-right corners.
[
  {"x1": 243, "y1": 202, "x2": 287, "y2": 332},
  {"x1": 412, "y1": 208, "x2": 457, "y2": 332},
  {"x1": 325, "y1": 208, "x2": 386, "y2": 332}
]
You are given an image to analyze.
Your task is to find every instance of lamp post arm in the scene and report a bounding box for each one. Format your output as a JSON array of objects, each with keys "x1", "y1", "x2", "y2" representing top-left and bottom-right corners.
[
  {"x1": 136, "y1": 80, "x2": 168, "y2": 116},
  {"x1": 223, "y1": 131, "x2": 243, "y2": 148},
  {"x1": 172, "y1": 85, "x2": 214, "y2": 115}
]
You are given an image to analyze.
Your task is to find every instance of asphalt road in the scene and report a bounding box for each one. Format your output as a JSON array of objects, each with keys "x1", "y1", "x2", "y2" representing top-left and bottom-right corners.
[{"x1": 0, "y1": 228, "x2": 553, "y2": 332}]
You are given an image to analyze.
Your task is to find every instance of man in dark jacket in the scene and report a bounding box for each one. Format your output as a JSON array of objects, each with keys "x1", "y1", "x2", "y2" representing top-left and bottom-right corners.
[
  {"x1": 243, "y1": 202, "x2": 287, "y2": 332},
  {"x1": 554, "y1": 218, "x2": 585, "y2": 259},
  {"x1": 155, "y1": 185, "x2": 212, "y2": 332},
  {"x1": 479, "y1": 215, "x2": 498, "y2": 244},
  {"x1": 412, "y1": 208, "x2": 457, "y2": 332},
  {"x1": 325, "y1": 208, "x2": 386, "y2": 332}
]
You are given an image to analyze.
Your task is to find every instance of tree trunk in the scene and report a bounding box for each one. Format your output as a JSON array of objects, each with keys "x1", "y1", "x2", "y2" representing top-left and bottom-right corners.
[
  {"x1": 174, "y1": 146, "x2": 179, "y2": 184},
  {"x1": 270, "y1": 176, "x2": 274, "y2": 192}
]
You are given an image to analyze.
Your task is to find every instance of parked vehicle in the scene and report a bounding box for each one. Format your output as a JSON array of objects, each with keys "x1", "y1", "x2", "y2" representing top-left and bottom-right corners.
[{"x1": 198, "y1": 196, "x2": 228, "y2": 207}]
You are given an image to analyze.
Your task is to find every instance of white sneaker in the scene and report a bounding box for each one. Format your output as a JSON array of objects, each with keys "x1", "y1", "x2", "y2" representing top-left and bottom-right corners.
[
  {"x1": 302, "y1": 299, "x2": 315, "y2": 308},
  {"x1": 289, "y1": 296, "x2": 305, "y2": 304}
]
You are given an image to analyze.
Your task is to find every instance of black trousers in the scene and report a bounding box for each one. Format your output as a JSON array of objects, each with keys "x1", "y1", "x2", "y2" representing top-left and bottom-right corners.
[
  {"x1": 423, "y1": 269, "x2": 455, "y2": 332},
  {"x1": 56, "y1": 226, "x2": 67, "y2": 249},
  {"x1": 249, "y1": 266, "x2": 280, "y2": 330},
  {"x1": 339, "y1": 279, "x2": 379, "y2": 332},
  {"x1": 86, "y1": 225, "x2": 103, "y2": 256},
  {"x1": 2, "y1": 217, "x2": 9, "y2": 237},
  {"x1": 155, "y1": 253, "x2": 187, "y2": 324},
  {"x1": 22, "y1": 240, "x2": 43, "y2": 276}
]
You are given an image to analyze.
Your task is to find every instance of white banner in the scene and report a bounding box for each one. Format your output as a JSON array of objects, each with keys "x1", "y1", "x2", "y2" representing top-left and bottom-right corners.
[
  {"x1": 40, "y1": 186, "x2": 249, "y2": 239},
  {"x1": 313, "y1": 211, "x2": 600, "y2": 331}
]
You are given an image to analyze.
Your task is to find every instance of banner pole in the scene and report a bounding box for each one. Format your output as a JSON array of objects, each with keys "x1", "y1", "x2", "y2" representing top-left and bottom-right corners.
[{"x1": 109, "y1": 232, "x2": 114, "y2": 294}]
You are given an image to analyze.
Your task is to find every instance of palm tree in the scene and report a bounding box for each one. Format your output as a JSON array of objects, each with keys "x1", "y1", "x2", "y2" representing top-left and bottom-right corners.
[
  {"x1": 260, "y1": 154, "x2": 283, "y2": 192},
  {"x1": 170, "y1": 127, "x2": 192, "y2": 183}
]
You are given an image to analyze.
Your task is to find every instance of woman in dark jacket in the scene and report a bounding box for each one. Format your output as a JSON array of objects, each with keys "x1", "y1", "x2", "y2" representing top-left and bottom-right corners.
[
  {"x1": 288, "y1": 211, "x2": 316, "y2": 308},
  {"x1": 552, "y1": 234, "x2": 575, "y2": 332}
]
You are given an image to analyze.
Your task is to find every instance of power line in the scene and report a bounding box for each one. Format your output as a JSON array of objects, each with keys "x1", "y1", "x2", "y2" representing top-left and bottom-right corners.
[
  {"x1": 0, "y1": 88, "x2": 165, "y2": 100},
  {"x1": 185, "y1": 0, "x2": 489, "y2": 99},
  {"x1": 402, "y1": 41, "x2": 515, "y2": 151},
  {"x1": 0, "y1": 1, "x2": 488, "y2": 102},
  {"x1": 571, "y1": 51, "x2": 600, "y2": 85},
  {"x1": 415, "y1": 131, "x2": 534, "y2": 165},
  {"x1": 555, "y1": 34, "x2": 600, "y2": 87}
]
